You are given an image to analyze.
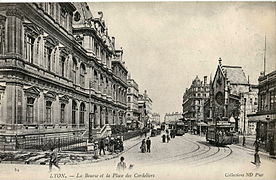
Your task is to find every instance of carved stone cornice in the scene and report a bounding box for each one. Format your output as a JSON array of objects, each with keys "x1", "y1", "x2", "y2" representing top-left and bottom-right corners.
[{"x1": 6, "y1": 8, "x2": 23, "y2": 20}]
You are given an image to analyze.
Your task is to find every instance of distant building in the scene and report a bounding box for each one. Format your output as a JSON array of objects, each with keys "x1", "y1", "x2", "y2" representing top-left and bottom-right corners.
[
  {"x1": 126, "y1": 76, "x2": 140, "y2": 129},
  {"x1": 182, "y1": 76, "x2": 209, "y2": 131},
  {"x1": 138, "y1": 90, "x2": 153, "y2": 127},
  {"x1": 164, "y1": 112, "x2": 182, "y2": 124},
  {"x1": 152, "y1": 113, "x2": 161, "y2": 125}
]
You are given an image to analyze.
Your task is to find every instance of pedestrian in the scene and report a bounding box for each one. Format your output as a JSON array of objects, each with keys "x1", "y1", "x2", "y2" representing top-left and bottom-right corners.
[
  {"x1": 146, "y1": 137, "x2": 151, "y2": 153},
  {"x1": 110, "y1": 137, "x2": 115, "y2": 154},
  {"x1": 167, "y1": 134, "x2": 170, "y2": 143},
  {"x1": 269, "y1": 136, "x2": 275, "y2": 156},
  {"x1": 49, "y1": 147, "x2": 60, "y2": 172},
  {"x1": 117, "y1": 156, "x2": 127, "y2": 171},
  {"x1": 140, "y1": 139, "x2": 146, "y2": 153},
  {"x1": 99, "y1": 139, "x2": 105, "y2": 155},
  {"x1": 162, "y1": 134, "x2": 166, "y2": 143}
]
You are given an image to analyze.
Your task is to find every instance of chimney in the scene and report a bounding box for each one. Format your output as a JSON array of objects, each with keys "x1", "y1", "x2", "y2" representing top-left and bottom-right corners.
[{"x1": 204, "y1": 76, "x2": 207, "y2": 85}]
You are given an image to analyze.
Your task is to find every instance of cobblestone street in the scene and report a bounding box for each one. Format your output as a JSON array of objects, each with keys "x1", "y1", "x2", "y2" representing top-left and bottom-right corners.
[{"x1": 1, "y1": 133, "x2": 275, "y2": 180}]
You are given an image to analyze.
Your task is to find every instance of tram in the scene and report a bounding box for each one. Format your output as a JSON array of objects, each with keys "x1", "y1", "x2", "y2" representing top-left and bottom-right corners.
[
  {"x1": 175, "y1": 120, "x2": 187, "y2": 136},
  {"x1": 206, "y1": 122, "x2": 237, "y2": 145}
]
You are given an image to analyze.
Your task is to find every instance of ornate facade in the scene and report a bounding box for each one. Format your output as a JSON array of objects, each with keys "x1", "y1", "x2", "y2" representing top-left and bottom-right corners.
[
  {"x1": 182, "y1": 75, "x2": 209, "y2": 131},
  {"x1": 126, "y1": 77, "x2": 140, "y2": 129},
  {"x1": 0, "y1": 3, "x2": 128, "y2": 149}
]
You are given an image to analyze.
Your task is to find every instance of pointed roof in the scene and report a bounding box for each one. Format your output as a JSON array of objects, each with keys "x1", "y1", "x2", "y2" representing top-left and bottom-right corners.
[{"x1": 221, "y1": 65, "x2": 248, "y2": 85}]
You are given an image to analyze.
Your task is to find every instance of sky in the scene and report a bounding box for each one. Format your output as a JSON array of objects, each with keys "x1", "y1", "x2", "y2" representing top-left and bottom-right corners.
[{"x1": 89, "y1": 2, "x2": 276, "y2": 120}]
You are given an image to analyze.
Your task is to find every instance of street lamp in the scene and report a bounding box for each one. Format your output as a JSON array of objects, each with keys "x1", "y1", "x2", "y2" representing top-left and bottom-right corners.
[
  {"x1": 88, "y1": 81, "x2": 93, "y2": 143},
  {"x1": 243, "y1": 98, "x2": 246, "y2": 146}
]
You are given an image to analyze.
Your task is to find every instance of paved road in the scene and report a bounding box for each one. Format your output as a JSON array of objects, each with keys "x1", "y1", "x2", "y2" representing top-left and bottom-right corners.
[{"x1": 1, "y1": 134, "x2": 275, "y2": 180}]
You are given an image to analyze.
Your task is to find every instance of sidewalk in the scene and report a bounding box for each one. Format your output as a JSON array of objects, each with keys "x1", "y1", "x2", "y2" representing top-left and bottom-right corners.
[
  {"x1": 229, "y1": 135, "x2": 276, "y2": 163},
  {"x1": 0, "y1": 135, "x2": 144, "y2": 165}
]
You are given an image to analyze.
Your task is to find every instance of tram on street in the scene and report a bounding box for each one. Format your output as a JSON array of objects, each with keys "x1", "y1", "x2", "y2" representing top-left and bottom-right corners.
[
  {"x1": 175, "y1": 121, "x2": 186, "y2": 136},
  {"x1": 206, "y1": 122, "x2": 236, "y2": 145}
]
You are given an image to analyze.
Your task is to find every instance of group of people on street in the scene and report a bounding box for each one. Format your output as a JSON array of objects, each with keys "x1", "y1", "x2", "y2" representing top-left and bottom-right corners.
[
  {"x1": 140, "y1": 137, "x2": 151, "y2": 153},
  {"x1": 98, "y1": 136, "x2": 124, "y2": 155},
  {"x1": 162, "y1": 129, "x2": 173, "y2": 143}
]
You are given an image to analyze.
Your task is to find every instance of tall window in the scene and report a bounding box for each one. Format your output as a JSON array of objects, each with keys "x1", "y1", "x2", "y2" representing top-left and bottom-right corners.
[
  {"x1": 26, "y1": 97, "x2": 35, "y2": 123},
  {"x1": 0, "y1": 18, "x2": 5, "y2": 54},
  {"x1": 72, "y1": 58, "x2": 77, "y2": 84},
  {"x1": 72, "y1": 101, "x2": 77, "y2": 126},
  {"x1": 79, "y1": 103, "x2": 85, "y2": 125},
  {"x1": 80, "y1": 63, "x2": 85, "y2": 87},
  {"x1": 270, "y1": 91, "x2": 276, "y2": 110},
  {"x1": 45, "y1": 101, "x2": 52, "y2": 123},
  {"x1": 45, "y1": 46, "x2": 52, "y2": 71},
  {"x1": 128, "y1": 97, "x2": 131, "y2": 103},
  {"x1": 60, "y1": 104, "x2": 65, "y2": 123},
  {"x1": 25, "y1": 35, "x2": 35, "y2": 63},
  {"x1": 60, "y1": 56, "x2": 66, "y2": 77}
]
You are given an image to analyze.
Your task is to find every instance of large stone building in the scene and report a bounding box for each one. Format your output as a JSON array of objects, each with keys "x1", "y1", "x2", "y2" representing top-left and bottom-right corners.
[
  {"x1": 126, "y1": 76, "x2": 140, "y2": 129},
  {"x1": 0, "y1": 3, "x2": 128, "y2": 149},
  {"x1": 164, "y1": 112, "x2": 182, "y2": 124},
  {"x1": 182, "y1": 76, "x2": 209, "y2": 131}
]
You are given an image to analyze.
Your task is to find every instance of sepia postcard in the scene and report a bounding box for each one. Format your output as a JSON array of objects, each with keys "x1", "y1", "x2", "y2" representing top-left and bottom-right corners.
[{"x1": 0, "y1": 2, "x2": 275, "y2": 180}]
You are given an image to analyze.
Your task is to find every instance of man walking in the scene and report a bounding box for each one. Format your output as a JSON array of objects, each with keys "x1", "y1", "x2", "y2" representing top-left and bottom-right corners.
[
  {"x1": 146, "y1": 137, "x2": 151, "y2": 153},
  {"x1": 49, "y1": 148, "x2": 60, "y2": 172},
  {"x1": 99, "y1": 139, "x2": 105, "y2": 155}
]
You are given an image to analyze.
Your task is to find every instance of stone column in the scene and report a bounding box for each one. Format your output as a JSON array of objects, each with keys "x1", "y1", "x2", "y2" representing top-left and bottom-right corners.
[{"x1": 6, "y1": 9, "x2": 23, "y2": 55}]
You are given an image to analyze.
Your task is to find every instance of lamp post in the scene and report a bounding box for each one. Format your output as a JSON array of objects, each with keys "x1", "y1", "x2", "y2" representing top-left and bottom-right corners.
[
  {"x1": 243, "y1": 98, "x2": 246, "y2": 146},
  {"x1": 88, "y1": 81, "x2": 93, "y2": 143}
]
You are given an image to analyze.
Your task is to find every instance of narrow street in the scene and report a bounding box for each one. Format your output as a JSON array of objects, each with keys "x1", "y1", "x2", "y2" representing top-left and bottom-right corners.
[{"x1": 1, "y1": 133, "x2": 275, "y2": 180}]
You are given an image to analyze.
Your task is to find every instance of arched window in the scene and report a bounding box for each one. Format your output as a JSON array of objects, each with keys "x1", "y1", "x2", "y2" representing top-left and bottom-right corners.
[
  {"x1": 25, "y1": 35, "x2": 35, "y2": 63},
  {"x1": 80, "y1": 63, "x2": 85, "y2": 87},
  {"x1": 60, "y1": 103, "x2": 65, "y2": 123},
  {"x1": 60, "y1": 56, "x2": 66, "y2": 77},
  {"x1": 72, "y1": 100, "x2": 77, "y2": 126},
  {"x1": 45, "y1": 101, "x2": 52, "y2": 123},
  {"x1": 72, "y1": 58, "x2": 77, "y2": 84},
  {"x1": 79, "y1": 102, "x2": 85, "y2": 125},
  {"x1": 26, "y1": 97, "x2": 35, "y2": 123},
  {"x1": 45, "y1": 46, "x2": 52, "y2": 71}
]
